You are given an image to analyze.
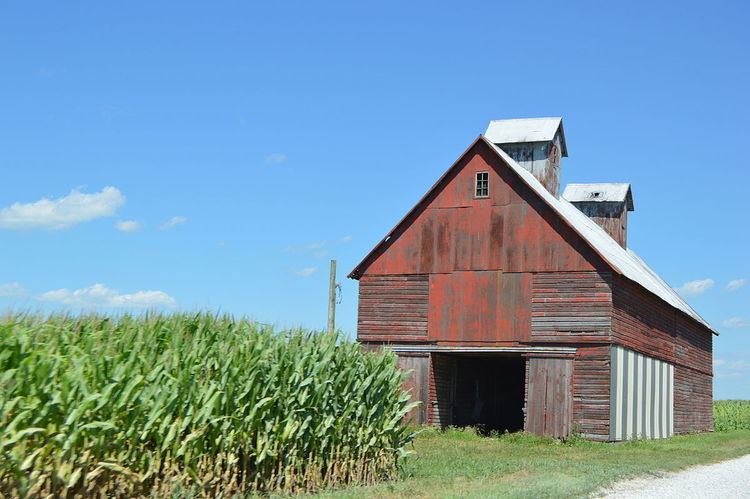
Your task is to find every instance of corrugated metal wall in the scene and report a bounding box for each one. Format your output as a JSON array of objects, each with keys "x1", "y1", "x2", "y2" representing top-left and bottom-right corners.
[{"x1": 610, "y1": 346, "x2": 674, "y2": 440}]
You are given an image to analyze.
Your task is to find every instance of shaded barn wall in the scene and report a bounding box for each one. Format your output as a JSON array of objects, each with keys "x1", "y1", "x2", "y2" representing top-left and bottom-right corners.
[
  {"x1": 570, "y1": 202, "x2": 629, "y2": 248},
  {"x1": 611, "y1": 276, "x2": 713, "y2": 433},
  {"x1": 573, "y1": 346, "x2": 611, "y2": 440}
]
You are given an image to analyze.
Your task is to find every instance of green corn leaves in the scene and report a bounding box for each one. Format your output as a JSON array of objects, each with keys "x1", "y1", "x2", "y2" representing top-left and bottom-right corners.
[{"x1": 0, "y1": 313, "x2": 415, "y2": 496}]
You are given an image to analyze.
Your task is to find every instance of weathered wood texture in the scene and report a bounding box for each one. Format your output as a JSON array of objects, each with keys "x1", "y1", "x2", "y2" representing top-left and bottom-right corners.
[
  {"x1": 572, "y1": 346, "x2": 611, "y2": 440},
  {"x1": 570, "y1": 201, "x2": 628, "y2": 248},
  {"x1": 674, "y1": 364, "x2": 713, "y2": 433},
  {"x1": 531, "y1": 272, "x2": 613, "y2": 342},
  {"x1": 357, "y1": 275, "x2": 429, "y2": 342},
  {"x1": 360, "y1": 141, "x2": 606, "y2": 277},
  {"x1": 396, "y1": 354, "x2": 429, "y2": 425},
  {"x1": 612, "y1": 276, "x2": 712, "y2": 375},
  {"x1": 428, "y1": 271, "x2": 531, "y2": 342},
  {"x1": 525, "y1": 357, "x2": 573, "y2": 438},
  {"x1": 428, "y1": 353, "x2": 456, "y2": 426}
]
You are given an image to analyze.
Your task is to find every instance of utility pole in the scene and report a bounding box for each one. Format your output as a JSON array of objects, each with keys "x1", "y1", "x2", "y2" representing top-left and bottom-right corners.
[{"x1": 328, "y1": 260, "x2": 337, "y2": 334}]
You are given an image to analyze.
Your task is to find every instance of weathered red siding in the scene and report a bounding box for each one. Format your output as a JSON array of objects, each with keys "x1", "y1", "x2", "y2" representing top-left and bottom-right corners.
[
  {"x1": 531, "y1": 271, "x2": 613, "y2": 342},
  {"x1": 674, "y1": 364, "x2": 713, "y2": 433},
  {"x1": 357, "y1": 275, "x2": 429, "y2": 342},
  {"x1": 428, "y1": 271, "x2": 531, "y2": 343},
  {"x1": 572, "y1": 346, "x2": 611, "y2": 440},
  {"x1": 362, "y1": 143, "x2": 605, "y2": 278},
  {"x1": 611, "y1": 276, "x2": 712, "y2": 433}
]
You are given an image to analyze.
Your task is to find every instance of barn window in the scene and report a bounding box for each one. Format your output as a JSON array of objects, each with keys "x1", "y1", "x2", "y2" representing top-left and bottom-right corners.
[{"x1": 475, "y1": 171, "x2": 489, "y2": 198}]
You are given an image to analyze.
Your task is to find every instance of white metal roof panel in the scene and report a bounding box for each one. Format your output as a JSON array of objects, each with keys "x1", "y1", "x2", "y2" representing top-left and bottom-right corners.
[
  {"x1": 483, "y1": 137, "x2": 716, "y2": 334},
  {"x1": 563, "y1": 183, "x2": 634, "y2": 210},
  {"x1": 484, "y1": 117, "x2": 563, "y2": 145}
]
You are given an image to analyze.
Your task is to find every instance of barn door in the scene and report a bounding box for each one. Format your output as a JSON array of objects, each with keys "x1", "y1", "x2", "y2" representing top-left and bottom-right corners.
[
  {"x1": 396, "y1": 354, "x2": 429, "y2": 424},
  {"x1": 525, "y1": 357, "x2": 573, "y2": 438}
]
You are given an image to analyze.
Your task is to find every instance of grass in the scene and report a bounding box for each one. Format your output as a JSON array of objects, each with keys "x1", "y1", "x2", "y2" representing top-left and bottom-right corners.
[
  {"x1": 314, "y1": 427, "x2": 750, "y2": 498},
  {"x1": 0, "y1": 313, "x2": 415, "y2": 497}
]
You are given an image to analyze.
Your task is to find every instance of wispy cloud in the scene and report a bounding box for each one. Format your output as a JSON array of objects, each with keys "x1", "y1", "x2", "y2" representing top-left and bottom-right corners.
[
  {"x1": 675, "y1": 278, "x2": 714, "y2": 297},
  {"x1": 341, "y1": 235, "x2": 353, "y2": 243},
  {"x1": 159, "y1": 216, "x2": 187, "y2": 231},
  {"x1": 0, "y1": 187, "x2": 125, "y2": 230},
  {"x1": 726, "y1": 278, "x2": 747, "y2": 292},
  {"x1": 0, "y1": 282, "x2": 28, "y2": 297},
  {"x1": 264, "y1": 153, "x2": 287, "y2": 164},
  {"x1": 115, "y1": 220, "x2": 142, "y2": 233},
  {"x1": 295, "y1": 267, "x2": 318, "y2": 277},
  {"x1": 38, "y1": 283, "x2": 176, "y2": 309},
  {"x1": 723, "y1": 317, "x2": 750, "y2": 328}
]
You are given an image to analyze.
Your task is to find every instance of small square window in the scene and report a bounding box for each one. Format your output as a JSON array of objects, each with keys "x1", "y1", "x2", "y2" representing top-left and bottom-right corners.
[{"x1": 475, "y1": 171, "x2": 489, "y2": 198}]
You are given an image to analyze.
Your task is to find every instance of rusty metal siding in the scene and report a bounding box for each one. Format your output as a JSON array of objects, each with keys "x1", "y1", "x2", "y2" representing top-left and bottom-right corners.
[
  {"x1": 525, "y1": 356, "x2": 573, "y2": 438},
  {"x1": 357, "y1": 275, "x2": 428, "y2": 341},
  {"x1": 361, "y1": 143, "x2": 605, "y2": 277},
  {"x1": 609, "y1": 346, "x2": 674, "y2": 440},
  {"x1": 427, "y1": 271, "x2": 531, "y2": 343},
  {"x1": 531, "y1": 271, "x2": 613, "y2": 341}
]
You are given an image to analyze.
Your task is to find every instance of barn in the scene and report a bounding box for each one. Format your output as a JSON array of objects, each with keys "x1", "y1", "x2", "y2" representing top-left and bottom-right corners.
[{"x1": 349, "y1": 118, "x2": 716, "y2": 441}]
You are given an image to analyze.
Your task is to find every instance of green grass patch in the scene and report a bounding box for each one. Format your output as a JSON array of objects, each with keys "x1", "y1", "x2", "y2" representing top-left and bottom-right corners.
[
  {"x1": 714, "y1": 400, "x2": 750, "y2": 431},
  {"x1": 315, "y1": 427, "x2": 750, "y2": 498},
  {"x1": 0, "y1": 313, "x2": 415, "y2": 496}
]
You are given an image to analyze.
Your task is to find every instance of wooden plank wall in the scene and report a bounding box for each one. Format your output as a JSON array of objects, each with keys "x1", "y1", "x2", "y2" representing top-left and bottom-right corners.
[
  {"x1": 572, "y1": 346, "x2": 611, "y2": 440},
  {"x1": 357, "y1": 275, "x2": 429, "y2": 342},
  {"x1": 674, "y1": 364, "x2": 713, "y2": 433},
  {"x1": 525, "y1": 357, "x2": 573, "y2": 438},
  {"x1": 396, "y1": 354, "x2": 429, "y2": 425},
  {"x1": 531, "y1": 271, "x2": 613, "y2": 342},
  {"x1": 611, "y1": 276, "x2": 713, "y2": 434},
  {"x1": 428, "y1": 354, "x2": 456, "y2": 426}
]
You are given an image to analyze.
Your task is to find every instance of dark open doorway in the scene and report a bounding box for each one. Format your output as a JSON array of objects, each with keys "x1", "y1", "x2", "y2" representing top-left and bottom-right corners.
[{"x1": 434, "y1": 354, "x2": 526, "y2": 433}]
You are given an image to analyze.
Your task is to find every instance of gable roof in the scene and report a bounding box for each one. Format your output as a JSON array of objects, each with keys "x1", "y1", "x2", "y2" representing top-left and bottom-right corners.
[
  {"x1": 563, "y1": 183, "x2": 634, "y2": 211},
  {"x1": 349, "y1": 136, "x2": 717, "y2": 335},
  {"x1": 484, "y1": 117, "x2": 568, "y2": 156}
]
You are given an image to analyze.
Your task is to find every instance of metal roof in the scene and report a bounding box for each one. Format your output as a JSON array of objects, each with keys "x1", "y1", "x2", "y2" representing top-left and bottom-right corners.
[
  {"x1": 485, "y1": 139, "x2": 715, "y2": 334},
  {"x1": 563, "y1": 183, "x2": 634, "y2": 211},
  {"x1": 484, "y1": 117, "x2": 568, "y2": 156}
]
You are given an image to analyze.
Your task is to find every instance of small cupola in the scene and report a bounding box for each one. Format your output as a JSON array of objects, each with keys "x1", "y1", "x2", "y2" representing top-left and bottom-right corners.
[
  {"x1": 562, "y1": 183, "x2": 634, "y2": 248},
  {"x1": 484, "y1": 117, "x2": 567, "y2": 197}
]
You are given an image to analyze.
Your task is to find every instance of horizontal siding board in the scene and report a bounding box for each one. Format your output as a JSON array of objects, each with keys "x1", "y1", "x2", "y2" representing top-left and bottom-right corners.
[{"x1": 357, "y1": 275, "x2": 429, "y2": 340}]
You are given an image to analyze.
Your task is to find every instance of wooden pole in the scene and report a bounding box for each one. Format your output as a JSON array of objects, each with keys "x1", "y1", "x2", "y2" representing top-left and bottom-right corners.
[{"x1": 328, "y1": 260, "x2": 337, "y2": 334}]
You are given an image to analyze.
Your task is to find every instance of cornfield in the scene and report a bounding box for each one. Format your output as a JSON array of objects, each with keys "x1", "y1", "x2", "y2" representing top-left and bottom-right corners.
[
  {"x1": 713, "y1": 400, "x2": 750, "y2": 432},
  {"x1": 0, "y1": 313, "x2": 416, "y2": 497}
]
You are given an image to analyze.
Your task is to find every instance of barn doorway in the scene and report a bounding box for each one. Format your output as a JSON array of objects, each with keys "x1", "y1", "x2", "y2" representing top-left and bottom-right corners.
[{"x1": 434, "y1": 354, "x2": 526, "y2": 433}]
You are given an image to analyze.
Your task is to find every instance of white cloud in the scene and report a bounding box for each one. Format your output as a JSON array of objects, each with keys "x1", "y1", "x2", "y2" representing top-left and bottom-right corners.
[
  {"x1": 295, "y1": 267, "x2": 318, "y2": 277},
  {"x1": 0, "y1": 187, "x2": 125, "y2": 230},
  {"x1": 0, "y1": 282, "x2": 28, "y2": 297},
  {"x1": 726, "y1": 278, "x2": 747, "y2": 292},
  {"x1": 675, "y1": 278, "x2": 714, "y2": 297},
  {"x1": 264, "y1": 153, "x2": 287, "y2": 164},
  {"x1": 115, "y1": 220, "x2": 141, "y2": 233},
  {"x1": 714, "y1": 358, "x2": 726, "y2": 367},
  {"x1": 341, "y1": 235, "x2": 353, "y2": 243},
  {"x1": 38, "y1": 283, "x2": 176, "y2": 309},
  {"x1": 159, "y1": 215, "x2": 187, "y2": 230},
  {"x1": 723, "y1": 317, "x2": 750, "y2": 328}
]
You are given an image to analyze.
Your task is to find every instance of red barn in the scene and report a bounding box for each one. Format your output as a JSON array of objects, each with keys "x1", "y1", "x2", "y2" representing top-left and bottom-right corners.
[{"x1": 349, "y1": 118, "x2": 716, "y2": 440}]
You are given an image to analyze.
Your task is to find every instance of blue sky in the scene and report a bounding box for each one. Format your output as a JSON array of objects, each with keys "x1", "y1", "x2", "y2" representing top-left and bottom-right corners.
[{"x1": 1, "y1": 2, "x2": 747, "y2": 398}]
